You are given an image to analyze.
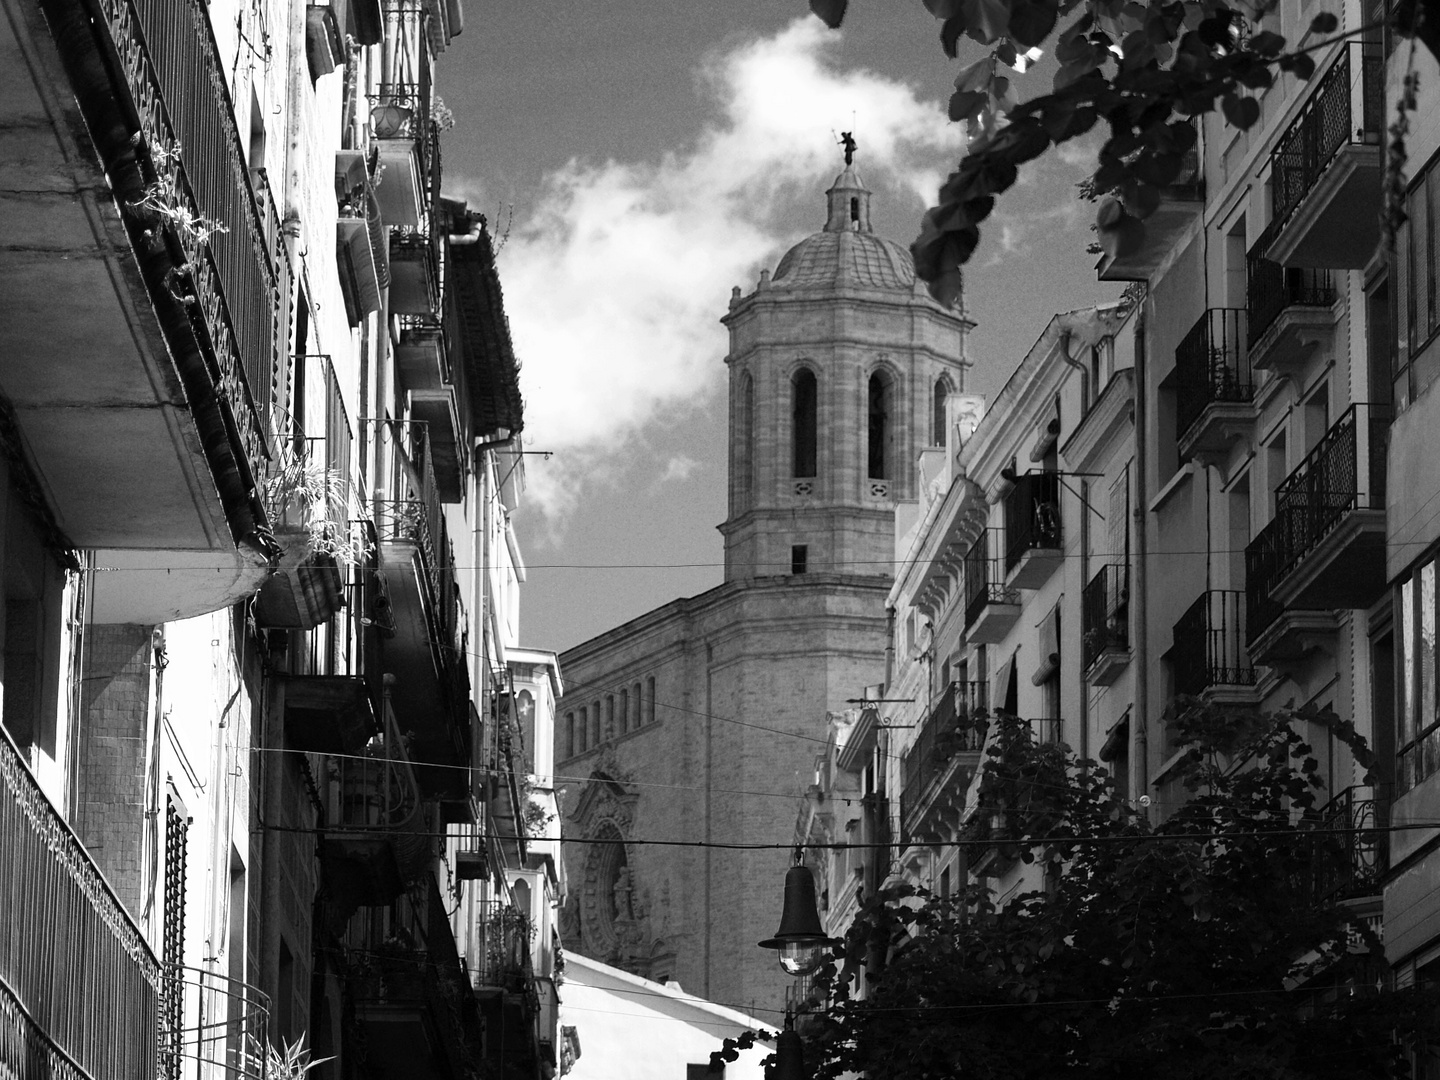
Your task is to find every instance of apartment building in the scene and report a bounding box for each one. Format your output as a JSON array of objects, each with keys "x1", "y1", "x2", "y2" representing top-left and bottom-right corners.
[{"x1": 0, "y1": 1, "x2": 566, "y2": 1077}]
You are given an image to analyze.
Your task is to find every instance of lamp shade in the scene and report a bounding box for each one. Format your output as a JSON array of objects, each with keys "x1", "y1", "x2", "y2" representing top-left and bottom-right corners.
[{"x1": 758, "y1": 863, "x2": 836, "y2": 976}]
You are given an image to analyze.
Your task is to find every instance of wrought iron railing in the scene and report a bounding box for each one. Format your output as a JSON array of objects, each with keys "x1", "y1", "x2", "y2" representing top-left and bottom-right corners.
[
  {"x1": 1246, "y1": 224, "x2": 1335, "y2": 347},
  {"x1": 1082, "y1": 563, "x2": 1130, "y2": 670},
  {"x1": 1172, "y1": 589, "x2": 1255, "y2": 697},
  {"x1": 1245, "y1": 404, "x2": 1391, "y2": 642},
  {"x1": 329, "y1": 692, "x2": 424, "y2": 837},
  {"x1": 1175, "y1": 308, "x2": 1252, "y2": 440},
  {"x1": 158, "y1": 965, "x2": 269, "y2": 1080},
  {"x1": 0, "y1": 723, "x2": 160, "y2": 1080},
  {"x1": 900, "y1": 682, "x2": 989, "y2": 829},
  {"x1": 1298, "y1": 786, "x2": 1386, "y2": 906},
  {"x1": 1003, "y1": 473, "x2": 1063, "y2": 573},
  {"x1": 96, "y1": 0, "x2": 283, "y2": 470},
  {"x1": 1269, "y1": 40, "x2": 1384, "y2": 233},
  {"x1": 398, "y1": 312, "x2": 453, "y2": 381},
  {"x1": 476, "y1": 901, "x2": 534, "y2": 991},
  {"x1": 963, "y1": 529, "x2": 1020, "y2": 629}
]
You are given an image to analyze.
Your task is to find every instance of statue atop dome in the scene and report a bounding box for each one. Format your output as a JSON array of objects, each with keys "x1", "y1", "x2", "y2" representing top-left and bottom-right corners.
[{"x1": 839, "y1": 130, "x2": 857, "y2": 166}]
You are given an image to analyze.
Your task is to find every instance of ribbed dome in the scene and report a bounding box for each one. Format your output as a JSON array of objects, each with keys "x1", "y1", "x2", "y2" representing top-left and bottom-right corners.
[
  {"x1": 771, "y1": 230, "x2": 917, "y2": 290},
  {"x1": 769, "y1": 164, "x2": 918, "y2": 292}
]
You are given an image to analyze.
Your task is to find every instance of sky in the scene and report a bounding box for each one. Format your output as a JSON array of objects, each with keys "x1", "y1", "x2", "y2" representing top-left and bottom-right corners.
[{"x1": 437, "y1": 3, "x2": 1120, "y2": 653}]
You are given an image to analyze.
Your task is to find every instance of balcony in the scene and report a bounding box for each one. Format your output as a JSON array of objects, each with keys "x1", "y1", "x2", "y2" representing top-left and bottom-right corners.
[
  {"x1": 1004, "y1": 473, "x2": 1063, "y2": 589},
  {"x1": 900, "y1": 682, "x2": 989, "y2": 842},
  {"x1": 450, "y1": 218, "x2": 526, "y2": 443},
  {"x1": 345, "y1": 879, "x2": 478, "y2": 1079},
  {"x1": 392, "y1": 226, "x2": 443, "y2": 314},
  {"x1": 1082, "y1": 563, "x2": 1131, "y2": 686},
  {"x1": 1175, "y1": 308, "x2": 1254, "y2": 462},
  {"x1": 370, "y1": 73, "x2": 431, "y2": 229},
  {"x1": 1265, "y1": 41, "x2": 1385, "y2": 269},
  {"x1": 6, "y1": 0, "x2": 287, "y2": 623},
  {"x1": 1170, "y1": 590, "x2": 1257, "y2": 702},
  {"x1": 475, "y1": 902, "x2": 542, "y2": 1075},
  {"x1": 1096, "y1": 141, "x2": 1203, "y2": 281},
  {"x1": 1245, "y1": 403, "x2": 1390, "y2": 664},
  {"x1": 1297, "y1": 786, "x2": 1386, "y2": 908},
  {"x1": 336, "y1": 151, "x2": 390, "y2": 325},
  {"x1": 320, "y1": 690, "x2": 431, "y2": 914},
  {"x1": 0, "y1": 724, "x2": 160, "y2": 1080},
  {"x1": 963, "y1": 530, "x2": 1021, "y2": 643},
  {"x1": 159, "y1": 965, "x2": 269, "y2": 1080},
  {"x1": 1246, "y1": 227, "x2": 1336, "y2": 375},
  {"x1": 397, "y1": 314, "x2": 453, "y2": 391},
  {"x1": 374, "y1": 424, "x2": 472, "y2": 800}
]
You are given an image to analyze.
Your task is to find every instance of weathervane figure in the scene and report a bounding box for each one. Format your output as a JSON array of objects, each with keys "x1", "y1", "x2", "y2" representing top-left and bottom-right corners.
[{"x1": 839, "y1": 131, "x2": 856, "y2": 165}]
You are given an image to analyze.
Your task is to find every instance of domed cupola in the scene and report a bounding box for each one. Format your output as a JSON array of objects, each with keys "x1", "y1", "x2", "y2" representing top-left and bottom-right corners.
[{"x1": 770, "y1": 164, "x2": 919, "y2": 292}]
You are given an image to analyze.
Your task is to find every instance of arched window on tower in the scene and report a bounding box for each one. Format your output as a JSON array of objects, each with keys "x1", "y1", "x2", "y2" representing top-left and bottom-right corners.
[
  {"x1": 932, "y1": 380, "x2": 949, "y2": 447},
  {"x1": 737, "y1": 371, "x2": 754, "y2": 499},
  {"x1": 792, "y1": 368, "x2": 818, "y2": 478},
  {"x1": 869, "y1": 373, "x2": 891, "y2": 480}
]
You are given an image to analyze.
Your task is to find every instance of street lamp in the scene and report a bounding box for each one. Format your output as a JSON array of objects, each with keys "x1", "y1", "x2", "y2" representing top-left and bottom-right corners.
[{"x1": 758, "y1": 849, "x2": 837, "y2": 977}]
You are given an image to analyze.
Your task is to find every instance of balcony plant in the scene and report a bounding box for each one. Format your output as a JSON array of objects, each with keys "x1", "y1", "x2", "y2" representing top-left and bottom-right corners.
[{"x1": 254, "y1": 446, "x2": 369, "y2": 628}]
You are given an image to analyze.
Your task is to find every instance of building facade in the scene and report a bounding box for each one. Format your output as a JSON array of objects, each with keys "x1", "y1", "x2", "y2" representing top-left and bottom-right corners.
[
  {"x1": 554, "y1": 163, "x2": 972, "y2": 1014},
  {"x1": 1, "y1": 1, "x2": 567, "y2": 1077}
]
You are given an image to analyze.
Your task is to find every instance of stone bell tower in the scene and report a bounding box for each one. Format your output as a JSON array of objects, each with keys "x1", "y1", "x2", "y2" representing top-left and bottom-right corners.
[{"x1": 719, "y1": 157, "x2": 973, "y2": 581}]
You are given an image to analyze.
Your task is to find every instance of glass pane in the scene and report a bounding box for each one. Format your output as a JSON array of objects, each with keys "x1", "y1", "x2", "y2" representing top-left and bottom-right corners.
[
  {"x1": 1424, "y1": 560, "x2": 1437, "y2": 735},
  {"x1": 1402, "y1": 576, "x2": 1415, "y2": 745},
  {"x1": 1399, "y1": 217, "x2": 1413, "y2": 362},
  {"x1": 1415, "y1": 183, "x2": 1430, "y2": 346}
]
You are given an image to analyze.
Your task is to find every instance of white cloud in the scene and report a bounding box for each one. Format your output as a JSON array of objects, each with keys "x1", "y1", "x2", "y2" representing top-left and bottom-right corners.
[
  {"x1": 658, "y1": 455, "x2": 702, "y2": 485},
  {"x1": 496, "y1": 18, "x2": 957, "y2": 522}
]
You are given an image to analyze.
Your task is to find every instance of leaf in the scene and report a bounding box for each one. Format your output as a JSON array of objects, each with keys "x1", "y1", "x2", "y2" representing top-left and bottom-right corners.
[
  {"x1": 926, "y1": 0, "x2": 966, "y2": 15},
  {"x1": 1310, "y1": 10, "x2": 1338, "y2": 32},
  {"x1": 995, "y1": 40, "x2": 1018, "y2": 65},
  {"x1": 1281, "y1": 51, "x2": 1317, "y2": 78},
  {"x1": 964, "y1": 0, "x2": 1012, "y2": 41},
  {"x1": 941, "y1": 14, "x2": 968, "y2": 56},
  {"x1": 1222, "y1": 93, "x2": 1260, "y2": 129},
  {"x1": 949, "y1": 89, "x2": 990, "y2": 122},
  {"x1": 1249, "y1": 29, "x2": 1286, "y2": 53},
  {"x1": 809, "y1": 0, "x2": 848, "y2": 27},
  {"x1": 955, "y1": 55, "x2": 996, "y2": 91},
  {"x1": 1009, "y1": 0, "x2": 1059, "y2": 46}
]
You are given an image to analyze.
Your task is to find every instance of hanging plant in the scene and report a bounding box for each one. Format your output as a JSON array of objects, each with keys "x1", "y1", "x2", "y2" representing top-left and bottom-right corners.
[{"x1": 261, "y1": 446, "x2": 370, "y2": 569}]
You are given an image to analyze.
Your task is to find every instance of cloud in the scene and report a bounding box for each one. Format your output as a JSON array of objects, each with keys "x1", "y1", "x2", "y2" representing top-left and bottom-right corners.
[
  {"x1": 658, "y1": 455, "x2": 702, "y2": 485},
  {"x1": 494, "y1": 18, "x2": 957, "y2": 523}
]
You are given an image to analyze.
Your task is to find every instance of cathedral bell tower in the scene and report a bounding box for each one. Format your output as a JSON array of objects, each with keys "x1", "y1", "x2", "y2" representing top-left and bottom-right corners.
[{"x1": 719, "y1": 150, "x2": 974, "y2": 583}]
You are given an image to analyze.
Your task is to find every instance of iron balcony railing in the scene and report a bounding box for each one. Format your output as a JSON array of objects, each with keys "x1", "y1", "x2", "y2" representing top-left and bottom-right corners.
[
  {"x1": 963, "y1": 529, "x2": 1020, "y2": 629},
  {"x1": 1246, "y1": 224, "x2": 1335, "y2": 347},
  {"x1": 1298, "y1": 786, "x2": 1386, "y2": 906},
  {"x1": 1003, "y1": 473, "x2": 1063, "y2": 573},
  {"x1": 0, "y1": 723, "x2": 161, "y2": 1080},
  {"x1": 1172, "y1": 589, "x2": 1255, "y2": 697},
  {"x1": 1269, "y1": 40, "x2": 1385, "y2": 234},
  {"x1": 900, "y1": 681, "x2": 989, "y2": 829},
  {"x1": 122, "y1": 0, "x2": 284, "y2": 468},
  {"x1": 373, "y1": 422, "x2": 471, "y2": 707},
  {"x1": 1082, "y1": 563, "x2": 1130, "y2": 671},
  {"x1": 476, "y1": 901, "x2": 535, "y2": 992},
  {"x1": 1244, "y1": 403, "x2": 1391, "y2": 641},
  {"x1": 1175, "y1": 308, "x2": 1252, "y2": 440},
  {"x1": 158, "y1": 965, "x2": 269, "y2": 1080}
]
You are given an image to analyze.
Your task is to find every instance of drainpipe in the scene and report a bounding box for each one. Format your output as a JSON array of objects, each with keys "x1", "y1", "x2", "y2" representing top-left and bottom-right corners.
[
  {"x1": 1060, "y1": 330, "x2": 1091, "y2": 766},
  {"x1": 1131, "y1": 304, "x2": 1150, "y2": 818}
]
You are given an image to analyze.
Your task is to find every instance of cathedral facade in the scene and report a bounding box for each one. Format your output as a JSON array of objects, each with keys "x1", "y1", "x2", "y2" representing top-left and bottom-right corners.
[{"x1": 554, "y1": 163, "x2": 972, "y2": 1012}]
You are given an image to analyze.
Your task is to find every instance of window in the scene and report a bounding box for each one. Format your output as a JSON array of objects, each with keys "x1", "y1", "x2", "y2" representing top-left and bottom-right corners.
[
  {"x1": 565, "y1": 712, "x2": 576, "y2": 757},
  {"x1": 605, "y1": 694, "x2": 615, "y2": 740},
  {"x1": 868, "y1": 373, "x2": 890, "y2": 480},
  {"x1": 646, "y1": 676, "x2": 657, "y2": 724},
  {"x1": 578, "y1": 706, "x2": 588, "y2": 753},
  {"x1": 1393, "y1": 152, "x2": 1440, "y2": 407},
  {"x1": 737, "y1": 371, "x2": 754, "y2": 500},
  {"x1": 633, "y1": 682, "x2": 643, "y2": 725},
  {"x1": 791, "y1": 545, "x2": 808, "y2": 575},
  {"x1": 1399, "y1": 553, "x2": 1440, "y2": 793},
  {"x1": 792, "y1": 368, "x2": 818, "y2": 478},
  {"x1": 620, "y1": 690, "x2": 630, "y2": 734},
  {"x1": 932, "y1": 380, "x2": 949, "y2": 447},
  {"x1": 592, "y1": 701, "x2": 602, "y2": 745}
]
